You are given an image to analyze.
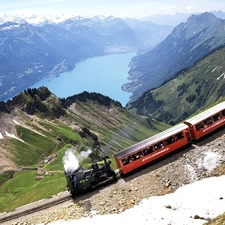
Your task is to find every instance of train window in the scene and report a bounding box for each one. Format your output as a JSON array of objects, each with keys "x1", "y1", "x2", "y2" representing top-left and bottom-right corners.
[
  {"x1": 122, "y1": 156, "x2": 131, "y2": 165},
  {"x1": 204, "y1": 117, "x2": 213, "y2": 126},
  {"x1": 213, "y1": 113, "x2": 221, "y2": 122},
  {"x1": 175, "y1": 132, "x2": 184, "y2": 140},
  {"x1": 159, "y1": 141, "x2": 164, "y2": 148},
  {"x1": 154, "y1": 141, "x2": 164, "y2": 150},
  {"x1": 164, "y1": 136, "x2": 175, "y2": 145},
  {"x1": 131, "y1": 151, "x2": 143, "y2": 161},
  {"x1": 143, "y1": 146, "x2": 154, "y2": 155},
  {"x1": 196, "y1": 122, "x2": 204, "y2": 131},
  {"x1": 222, "y1": 110, "x2": 225, "y2": 116}
]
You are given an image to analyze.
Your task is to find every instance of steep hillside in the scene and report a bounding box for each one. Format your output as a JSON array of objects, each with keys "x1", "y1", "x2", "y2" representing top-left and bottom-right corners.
[
  {"x1": 116, "y1": 18, "x2": 173, "y2": 49},
  {"x1": 127, "y1": 45, "x2": 225, "y2": 125},
  {"x1": 0, "y1": 87, "x2": 169, "y2": 172},
  {"x1": 124, "y1": 12, "x2": 225, "y2": 102}
]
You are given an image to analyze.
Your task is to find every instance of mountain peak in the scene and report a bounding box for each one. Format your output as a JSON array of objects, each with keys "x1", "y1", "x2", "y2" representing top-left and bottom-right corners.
[
  {"x1": 126, "y1": 12, "x2": 225, "y2": 101},
  {"x1": 187, "y1": 12, "x2": 218, "y2": 24},
  {"x1": 0, "y1": 21, "x2": 20, "y2": 30},
  {"x1": 171, "y1": 11, "x2": 222, "y2": 39}
]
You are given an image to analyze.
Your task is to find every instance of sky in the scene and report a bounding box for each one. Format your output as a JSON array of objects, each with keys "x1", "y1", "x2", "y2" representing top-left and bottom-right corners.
[{"x1": 0, "y1": 0, "x2": 225, "y2": 18}]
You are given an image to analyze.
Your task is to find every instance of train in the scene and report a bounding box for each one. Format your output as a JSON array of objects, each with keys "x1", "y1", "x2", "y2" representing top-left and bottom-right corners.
[
  {"x1": 65, "y1": 156, "x2": 116, "y2": 195},
  {"x1": 65, "y1": 101, "x2": 225, "y2": 194}
]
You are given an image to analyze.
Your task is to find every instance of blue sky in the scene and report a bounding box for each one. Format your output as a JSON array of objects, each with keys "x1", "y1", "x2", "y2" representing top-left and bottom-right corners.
[{"x1": 0, "y1": 0, "x2": 225, "y2": 17}]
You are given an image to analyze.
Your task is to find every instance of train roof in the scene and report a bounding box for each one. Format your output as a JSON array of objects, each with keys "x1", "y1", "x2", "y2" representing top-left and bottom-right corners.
[
  {"x1": 114, "y1": 123, "x2": 189, "y2": 159},
  {"x1": 184, "y1": 101, "x2": 225, "y2": 125}
]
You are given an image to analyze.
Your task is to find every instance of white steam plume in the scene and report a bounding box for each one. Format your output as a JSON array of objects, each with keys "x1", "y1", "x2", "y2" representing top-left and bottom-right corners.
[
  {"x1": 80, "y1": 149, "x2": 92, "y2": 158},
  {"x1": 63, "y1": 148, "x2": 92, "y2": 173}
]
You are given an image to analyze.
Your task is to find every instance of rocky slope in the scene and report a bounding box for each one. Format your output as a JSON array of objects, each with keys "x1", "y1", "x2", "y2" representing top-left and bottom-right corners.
[{"x1": 3, "y1": 126, "x2": 225, "y2": 225}]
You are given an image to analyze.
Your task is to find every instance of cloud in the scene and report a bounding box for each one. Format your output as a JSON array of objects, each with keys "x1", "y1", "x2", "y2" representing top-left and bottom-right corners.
[{"x1": 0, "y1": 0, "x2": 225, "y2": 17}]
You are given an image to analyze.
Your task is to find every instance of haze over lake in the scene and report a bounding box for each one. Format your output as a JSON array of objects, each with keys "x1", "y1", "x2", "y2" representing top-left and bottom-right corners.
[{"x1": 30, "y1": 52, "x2": 136, "y2": 106}]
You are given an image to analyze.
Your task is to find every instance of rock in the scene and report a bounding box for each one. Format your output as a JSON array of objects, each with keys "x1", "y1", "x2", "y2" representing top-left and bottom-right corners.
[{"x1": 165, "y1": 179, "x2": 171, "y2": 188}]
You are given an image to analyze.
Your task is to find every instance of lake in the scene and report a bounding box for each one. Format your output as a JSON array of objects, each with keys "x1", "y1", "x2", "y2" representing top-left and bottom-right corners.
[{"x1": 30, "y1": 52, "x2": 136, "y2": 106}]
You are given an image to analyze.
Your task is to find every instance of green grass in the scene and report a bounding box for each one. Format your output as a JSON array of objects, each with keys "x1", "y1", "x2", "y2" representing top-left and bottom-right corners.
[
  {"x1": 0, "y1": 144, "x2": 118, "y2": 213},
  {"x1": 130, "y1": 45, "x2": 225, "y2": 125},
  {"x1": 9, "y1": 126, "x2": 57, "y2": 166},
  {"x1": 0, "y1": 94, "x2": 171, "y2": 213},
  {"x1": 38, "y1": 120, "x2": 83, "y2": 144},
  {"x1": 0, "y1": 146, "x2": 69, "y2": 213},
  {"x1": 0, "y1": 171, "x2": 66, "y2": 212},
  {"x1": 66, "y1": 101, "x2": 168, "y2": 156}
]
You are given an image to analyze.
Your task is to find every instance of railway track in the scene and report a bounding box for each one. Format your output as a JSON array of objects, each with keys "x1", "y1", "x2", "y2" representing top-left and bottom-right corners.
[
  {"x1": 0, "y1": 194, "x2": 72, "y2": 224},
  {"x1": 1, "y1": 126, "x2": 225, "y2": 224},
  {"x1": 0, "y1": 170, "x2": 120, "y2": 224}
]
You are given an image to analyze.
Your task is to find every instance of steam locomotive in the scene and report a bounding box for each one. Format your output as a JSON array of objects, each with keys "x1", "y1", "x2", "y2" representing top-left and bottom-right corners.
[
  {"x1": 65, "y1": 101, "x2": 225, "y2": 195},
  {"x1": 65, "y1": 156, "x2": 116, "y2": 195}
]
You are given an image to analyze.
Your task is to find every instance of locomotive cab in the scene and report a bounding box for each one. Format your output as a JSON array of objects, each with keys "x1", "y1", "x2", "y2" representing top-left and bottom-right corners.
[{"x1": 65, "y1": 156, "x2": 116, "y2": 195}]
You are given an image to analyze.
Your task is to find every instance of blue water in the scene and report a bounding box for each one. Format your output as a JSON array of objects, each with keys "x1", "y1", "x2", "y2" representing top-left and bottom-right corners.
[{"x1": 30, "y1": 52, "x2": 136, "y2": 106}]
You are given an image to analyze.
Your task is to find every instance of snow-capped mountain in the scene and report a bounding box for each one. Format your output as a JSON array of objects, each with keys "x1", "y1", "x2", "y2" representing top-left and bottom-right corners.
[
  {"x1": 0, "y1": 13, "x2": 173, "y2": 101},
  {"x1": 0, "y1": 13, "x2": 73, "y2": 26}
]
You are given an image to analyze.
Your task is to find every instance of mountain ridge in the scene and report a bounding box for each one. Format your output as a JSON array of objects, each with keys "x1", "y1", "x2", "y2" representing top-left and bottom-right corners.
[
  {"x1": 124, "y1": 12, "x2": 225, "y2": 102},
  {"x1": 127, "y1": 44, "x2": 225, "y2": 125},
  {"x1": 0, "y1": 87, "x2": 169, "y2": 172}
]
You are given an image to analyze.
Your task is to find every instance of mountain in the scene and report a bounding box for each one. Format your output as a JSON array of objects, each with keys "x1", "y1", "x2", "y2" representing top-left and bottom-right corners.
[
  {"x1": 123, "y1": 18, "x2": 173, "y2": 49},
  {"x1": 140, "y1": 12, "x2": 192, "y2": 26},
  {"x1": 60, "y1": 16, "x2": 173, "y2": 51},
  {"x1": 0, "y1": 87, "x2": 169, "y2": 172},
  {"x1": 140, "y1": 10, "x2": 225, "y2": 26},
  {"x1": 127, "y1": 45, "x2": 225, "y2": 125},
  {"x1": 124, "y1": 12, "x2": 225, "y2": 102},
  {"x1": 0, "y1": 15, "x2": 171, "y2": 102},
  {"x1": 59, "y1": 16, "x2": 142, "y2": 53},
  {"x1": 0, "y1": 21, "x2": 105, "y2": 101}
]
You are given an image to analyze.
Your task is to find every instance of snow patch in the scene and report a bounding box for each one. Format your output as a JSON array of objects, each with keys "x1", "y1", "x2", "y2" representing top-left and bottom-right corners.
[
  {"x1": 0, "y1": 132, "x2": 4, "y2": 139},
  {"x1": 5, "y1": 131, "x2": 24, "y2": 143},
  {"x1": 13, "y1": 119, "x2": 20, "y2": 125},
  {"x1": 0, "y1": 24, "x2": 20, "y2": 30},
  {"x1": 197, "y1": 151, "x2": 221, "y2": 173},
  {"x1": 217, "y1": 72, "x2": 225, "y2": 80},
  {"x1": 185, "y1": 164, "x2": 197, "y2": 182},
  {"x1": 13, "y1": 119, "x2": 45, "y2": 137},
  {"x1": 45, "y1": 175, "x2": 225, "y2": 225}
]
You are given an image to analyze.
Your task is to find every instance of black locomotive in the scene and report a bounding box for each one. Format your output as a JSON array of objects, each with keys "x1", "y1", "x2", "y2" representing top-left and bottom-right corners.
[{"x1": 65, "y1": 156, "x2": 116, "y2": 195}]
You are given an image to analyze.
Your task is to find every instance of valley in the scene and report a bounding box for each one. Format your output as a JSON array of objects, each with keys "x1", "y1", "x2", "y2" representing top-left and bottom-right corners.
[
  {"x1": 1, "y1": 9, "x2": 225, "y2": 224},
  {"x1": 0, "y1": 16, "x2": 172, "y2": 102}
]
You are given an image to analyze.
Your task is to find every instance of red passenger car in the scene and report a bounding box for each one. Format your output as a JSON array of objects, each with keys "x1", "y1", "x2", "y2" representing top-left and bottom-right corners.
[
  {"x1": 184, "y1": 101, "x2": 225, "y2": 140},
  {"x1": 114, "y1": 123, "x2": 191, "y2": 174}
]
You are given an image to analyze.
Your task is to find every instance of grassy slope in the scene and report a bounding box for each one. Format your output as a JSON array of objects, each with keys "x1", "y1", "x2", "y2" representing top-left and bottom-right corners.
[
  {"x1": 0, "y1": 145, "x2": 69, "y2": 212},
  {"x1": 128, "y1": 45, "x2": 225, "y2": 125},
  {"x1": 65, "y1": 100, "x2": 169, "y2": 155},
  {"x1": 0, "y1": 91, "x2": 170, "y2": 213}
]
